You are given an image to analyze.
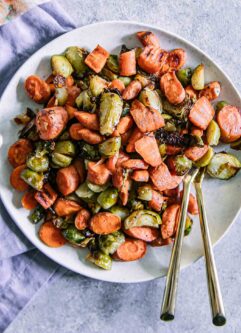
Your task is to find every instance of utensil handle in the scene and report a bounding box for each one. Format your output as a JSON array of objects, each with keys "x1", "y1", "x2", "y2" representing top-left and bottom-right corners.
[
  {"x1": 195, "y1": 183, "x2": 226, "y2": 326},
  {"x1": 160, "y1": 178, "x2": 192, "y2": 321}
]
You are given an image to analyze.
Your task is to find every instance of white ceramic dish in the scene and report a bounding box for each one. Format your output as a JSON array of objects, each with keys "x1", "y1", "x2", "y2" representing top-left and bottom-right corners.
[{"x1": 0, "y1": 21, "x2": 241, "y2": 283}]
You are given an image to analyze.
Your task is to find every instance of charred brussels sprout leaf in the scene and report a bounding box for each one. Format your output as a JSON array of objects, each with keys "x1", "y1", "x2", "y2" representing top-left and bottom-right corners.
[
  {"x1": 51, "y1": 55, "x2": 73, "y2": 78},
  {"x1": 77, "y1": 142, "x2": 100, "y2": 161},
  {"x1": 162, "y1": 95, "x2": 195, "y2": 120},
  {"x1": 124, "y1": 210, "x2": 161, "y2": 229},
  {"x1": 195, "y1": 147, "x2": 214, "y2": 167},
  {"x1": 216, "y1": 100, "x2": 228, "y2": 112},
  {"x1": 185, "y1": 215, "x2": 193, "y2": 236},
  {"x1": 27, "y1": 154, "x2": 49, "y2": 172},
  {"x1": 98, "y1": 231, "x2": 125, "y2": 255},
  {"x1": 62, "y1": 225, "x2": 85, "y2": 245},
  {"x1": 99, "y1": 137, "x2": 121, "y2": 157},
  {"x1": 29, "y1": 206, "x2": 45, "y2": 224},
  {"x1": 86, "y1": 251, "x2": 112, "y2": 270},
  {"x1": 207, "y1": 153, "x2": 241, "y2": 179},
  {"x1": 65, "y1": 46, "x2": 88, "y2": 77},
  {"x1": 75, "y1": 90, "x2": 96, "y2": 112},
  {"x1": 106, "y1": 55, "x2": 119, "y2": 73},
  {"x1": 230, "y1": 138, "x2": 241, "y2": 151}
]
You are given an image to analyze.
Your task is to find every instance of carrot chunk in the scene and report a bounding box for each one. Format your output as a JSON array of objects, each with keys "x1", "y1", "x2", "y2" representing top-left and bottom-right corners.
[
  {"x1": 34, "y1": 183, "x2": 58, "y2": 209},
  {"x1": 188, "y1": 96, "x2": 215, "y2": 130},
  {"x1": 184, "y1": 144, "x2": 208, "y2": 162},
  {"x1": 74, "y1": 112, "x2": 99, "y2": 131},
  {"x1": 131, "y1": 170, "x2": 149, "y2": 182},
  {"x1": 39, "y1": 221, "x2": 66, "y2": 248},
  {"x1": 84, "y1": 45, "x2": 109, "y2": 73},
  {"x1": 89, "y1": 212, "x2": 121, "y2": 235},
  {"x1": 119, "y1": 50, "x2": 136, "y2": 76},
  {"x1": 21, "y1": 190, "x2": 38, "y2": 210},
  {"x1": 122, "y1": 80, "x2": 142, "y2": 100},
  {"x1": 8, "y1": 139, "x2": 33, "y2": 168},
  {"x1": 113, "y1": 239, "x2": 147, "y2": 261},
  {"x1": 56, "y1": 165, "x2": 80, "y2": 196},
  {"x1": 216, "y1": 105, "x2": 241, "y2": 143},
  {"x1": 150, "y1": 162, "x2": 183, "y2": 191},
  {"x1": 137, "y1": 31, "x2": 160, "y2": 47},
  {"x1": 135, "y1": 134, "x2": 162, "y2": 167},
  {"x1": 54, "y1": 198, "x2": 82, "y2": 216},
  {"x1": 161, "y1": 204, "x2": 180, "y2": 239},
  {"x1": 138, "y1": 46, "x2": 168, "y2": 74},
  {"x1": 124, "y1": 227, "x2": 159, "y2": 242},
  {"x1": 87, "y1": 161, "x2": 111, "y2": 185}
]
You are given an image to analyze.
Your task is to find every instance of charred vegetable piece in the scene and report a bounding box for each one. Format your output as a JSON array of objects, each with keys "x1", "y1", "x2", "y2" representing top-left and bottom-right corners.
[
  {"x1": 86, "y1": 251, "x2": 112, "y2": 270},
  {"x1": 206, "y1": 120, "x2": 221, "y2": 146},
  {"x1": 118, "y1": 76, "x2": 132, "y2": 87},
  {"x1": 216, "y1": 100, "x2": 228, "y2": 112},
  {"x1": 99, "y1": 92, "x2": 123, "y2": 136},
  {"x1": 207, "y1": 153, "x2": 241, "y2": 179},
  {"x1": 137, "y1": 186, "x2": 153, "y2": 201},
  {"x1": 176, "y1": 67, "x2": 193, "y2": 87},
  {"x1": 230, "y1": 138, "x2": 241, "y2": 150},
  {"x1": 86, "y1": 181, "x2": 109, "y2": 193},
  {"x1": 106, "y1": 55, "x2": 119, "y2": 73},
  {"x1": 75, "y1": 181, "x2": 95, "y2": 199},
  {"x1": 191, "y1": 64, "x2": 204, "y2": 90},
  {"x1": 65, "y1": 46, "x2": 88, "y2": 77},
  {"x1": 110, "y1": 205, "x2": 130, "y2": 221},
  {"x1": 20, "y1": 169, "x2": 45, "y2": 191},
  {"x1": 26, "y1": 154, "x2": 49, "y2": 172},
  {"x1": 101, "y1": 68, "x2": 118, "y2": 81},
  {"x1": 75, "y1": 90, "x2": 96, "y2": 111},
  {"x1": 51, "y1": 55, "x2": 73, "y2": 78},
  {"x1": 124, "y1": 210, "x2": 161, "y2": 229},
  {"x1": 78, "y1": 142, "x2": 100, "y2": 161},
  {"x1": 98, "y1": 231, "x2": 125, "y2": 255},
  {"x1": 97, "y1": 187, "x2": 118, "y2": 209},
  {"x1": 162, "y1": 95, "x2": 194, "y2": 120},
  {"x1": 62, "y1": 225, "x2": 85, "y2": 245},
  {"x1": 139, "y1": 88, "x2": 162, "y2": 113},
  {"x1": 185, "y1": 215, "x2": 193, "y2": 236},
  {"x1": 169, "y1": 155, "x2": 192, "y2": 176},
  {"x1": 29, "y1": 206, "x2": 45, "y2": 224},
  {"x1": 129, "y1": 199, "x2": 144, "y2": 211},
  {"x1": 195, "y1": 147, "x2": 214, "y2": 167},
  {"x1": 99, "y1": 137, "x2": 121, "y2": 157},
  {"x1": 89, "y1": 75, "x2": 107, "y2": 97}
]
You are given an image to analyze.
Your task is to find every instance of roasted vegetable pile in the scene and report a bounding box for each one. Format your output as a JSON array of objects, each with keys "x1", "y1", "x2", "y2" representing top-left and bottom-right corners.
[{"x1": 8, "y1": 31, "x2": 241, "y2": 270}]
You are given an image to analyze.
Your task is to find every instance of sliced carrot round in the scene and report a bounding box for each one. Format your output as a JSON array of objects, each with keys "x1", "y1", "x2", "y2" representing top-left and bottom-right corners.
[
  {"x1": 112, "y1": 239, "x2": 147, "y2": 261},
  {"x1": 21, "y1": 190, "x2": 38, "y2": 210},
  {"x1": 8, "y1": 139, "x2": 33, "y2": 168},
  {"x1": 89, "y1": 212, "x2": 121, "y2": 235},
  {"x1": 10, "y1": 164, "x2": 29, "y2": 191},
  {"x1": 39, "y1": 221, "x2": 66, "y2": 248},
  {"x1": 124, "y1": 227, "x2": 159, "y2": 242}
]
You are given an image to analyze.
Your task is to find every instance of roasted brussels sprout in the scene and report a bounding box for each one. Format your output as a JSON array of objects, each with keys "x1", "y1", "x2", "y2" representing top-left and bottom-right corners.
[
  {"x1": 86, "y1": 181, "x2": 109, "y2": 193},
  {"x1": 89, "y1": 75, "x2": 107, "y2": 97},
  {"x1": 35, "y1": 141, "x2": 55, "y2": 156},
  {"x1": 99, "y1": 92, "x2": 123, "y2": 136},
  {"x1": 124, "y1": 210, "x2": 161, "y2": 229},
  {"x1": 137, "y1": 186, "x2": 153, "y2": 201},
  {"x1": 135, "y1": 73, "x2": 151, "y2": 88},
  {"x1": 191, "y1": 64, "x2": 204, "y2": 90},
  {"x1": 78, "y1": 142, "x2": 100, "y2": 161},
  {"x1": 169, "y1": 155, "x2": 192, "y2": 176},
  {"x1": 29, "y1": 206, "x2": 45, "y2": 224},
  {"x1": 75, "y1": 182, "x2": 95, "y2": 199},
  {"x1": 65, "y1": 46, "x2": 88, "y2": 77},
  {"x1": 54, "y1": 141, "x2": 76, "y2": 156},
  {"x1": 118, "y1": 76, "x2": 132, "y2": 87},
  {"x1": 161, "y1": 113, "x2": 172, "y2": 120},
  {"x1": 216, "y1": 100, "x2": 228, "y2": 112},
  {"x1": 106, "y1": 55, "x2": 119, "y2": 73},
  {"x1": 85, "y1": 198, "x2": 102, "y2": 214},
  {"x1": 139, "y1": 88, "x2": 162, "y2": 113},
  {"x1": 59, "y1": 131, "x2": 70, "y2": 141},
  {"x1": 86, "y1": 251, "x2": 112, "y2": 270},
  {"x1": 97, "y1": 187, "x2": 118, "y2": 209},
  {"x1": 101, "y1": 68, "x2": 118, "y2": 81},
  {"x1": 207, "y1": 153, "x2": 241, "y2": 179},
  {"x1": 26, "y1": 154, "x2": 49, "y2": 172},
  {"x1": 20, "y1": 168, "x2": 44, "y2": 191},
  {"x1": 98, "y1": 231, "x2": 125, "y2": 255},
  {"x1": 230, "y1": 138, "x2": 241, "y2": 150},
  {"x1": 51, "y1": 152, "x2": 72, "y2": 168},
  {"x1": 55, "y1": 87, "x2": 68, "y2": 106},
  {"x1": 51, "y1": 55, "x2": 73, "y2": 78},
  {"x1": 129, "y1": 199, "x2": 144, "y2": 211},
  {"x1": 121, "y1": 102, "x2": 130, "y2": 117},
  {"x1": 159, "y1": 143, "x2": 167, "y2": 157},
  {"x1": 206, "y1": 120, "x2": 221, "y2": 146},
  {"x1": 110, "y1": 205, "x2": 130, "y2": 221},
  {"x1": 62, "y1": 225, "x2": 85, "y2": 245},
  {"x1": 195, "y1": 147, "x2": 214, "y2": 167},
  {"x1": 99, "y1": 137, "x2": 121, "y2": 157},
  {"x1": 162, "y1": 95, "x2": 194, "y2": 120},
  {"x1": 177, "y1": 67, "x2": 193, "y2": 87},
  {"x1": 185, "y1": 215, "x2": 193, "y2": 236},
  {"x1": 75, "y1": 90, "x2": 96, "y2": 111}
]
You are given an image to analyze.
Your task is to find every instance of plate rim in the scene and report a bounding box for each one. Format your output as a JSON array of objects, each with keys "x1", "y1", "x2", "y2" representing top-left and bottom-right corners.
[{"x1": 0, "y1": 20, "x2": 241, "y2": 283}]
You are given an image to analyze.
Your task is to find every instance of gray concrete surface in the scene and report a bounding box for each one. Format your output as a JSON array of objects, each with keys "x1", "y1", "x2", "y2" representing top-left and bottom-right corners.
[{"x1": 4, "y1": 0, "x2": 241, "y2": 332}]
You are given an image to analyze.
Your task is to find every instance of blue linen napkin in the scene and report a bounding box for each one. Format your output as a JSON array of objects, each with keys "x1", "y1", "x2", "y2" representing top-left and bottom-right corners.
[{"x1": 0, "y1": 1, "x2": 75, "y2": 331}]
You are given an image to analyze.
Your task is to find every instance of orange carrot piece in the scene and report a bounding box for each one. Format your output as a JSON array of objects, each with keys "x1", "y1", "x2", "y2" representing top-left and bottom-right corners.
[
  {"x1": 121, "y1": 159, "x2": 148, "y2": 170},
  {"x1": 65, "y1": 105, "x2": 78, "y2": 119},
  {"x1": 34, "y1": 183, "x2": 58, "y2": 209},
  {"x1": 75, "y1": 208, "x2": 91, "y2": 230},
  {"x1": 87, "y1": 161, "x2": 111, "y2": 185},
  {"x1": 69, "y1": 123, "x2": 84, "y2": 140},
  {"x1": 116, "y1": 115, "x2": 134, "y2": 135},
  {"x1": 109, "y1": 79, "x2": 125, "y2": 93},
  {"x1": 54, "y1": 198, "x2": 82, "y2": 216},
  {"x1": 184, "y1": 144, "x2": 209, "y2": 161},
  {"x1": 39, "y1": 221, "x2": 66, "y2": 248},
  {"x1": 77, "y1": 128, "x2": 103, "y2": 144},
  {"x1": 136, "y1": 31, "x2": 159, "y2": 47},
  {"x1": 217, "y1": 105, "x2": 241, "y2": 143},
  {"x1": 119, "y1": 50, "x2": 136, "y2": 76},
  {"x1": 188, "y1": 96, "x2": 215, "y2": 130},
  {"x1": 124, "y1": 226, "x2": 159, "y2": 242},
  {"x1": 84, "y1": 45, "x2": 109, "y2": 73},
  {"x1": 122, "y1": 80, "x2": 142, "y2": 100},
  {"x1": 8, "y1": 139, "x2": 33, "y2": 168},
  {"x1": 138, "y1": 46, "x2": 168, "y2": 74},
  {"x1": 161, "y1": 204, "x2": 180, "y2": 239},
  {"x1": 56, "y1": 165, "x2": 80, "y2": 196},
  {"x1": 148, "y1": 190, "x2": 164, "y2": 212},
  {"x1": 131, "y1": 170, "x2": 149, "y2": 182},
  {"x1": 10, "y1": 164, "x2": 29, "y2": 192},
  {"x1": 126, "y1": 127, "x2": 143, "y2": 153},
  {"x1": 21, "y1": 190, "x2": 38, "y2": 210},
  {"x1": 74, "y1": 112, "x2": 99, "y2": 131},
  {"x1": 89, "y1": 212, "x2": 121, "y2": 235},
  {"x1": 150, "y1": 162, "x2": 183, "y2": 191},
  {"x1": 112, "y1": 239, "x2": 147, "y2": 261},
  {"x1": 25, "y1": 75, "x2": 51, "y2": 104},
  {"x1": 135, "y1": 134, "x2": 162, "y2": 167}
]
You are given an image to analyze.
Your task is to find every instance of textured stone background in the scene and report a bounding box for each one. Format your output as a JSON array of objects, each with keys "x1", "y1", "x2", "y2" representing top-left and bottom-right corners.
[{"x1": 4, "y1": 0, "x2": 241, "y2": 332}]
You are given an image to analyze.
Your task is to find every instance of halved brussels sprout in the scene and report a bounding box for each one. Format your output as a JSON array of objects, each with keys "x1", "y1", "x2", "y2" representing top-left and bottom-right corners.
[
  {"x1": 62, "y1": 225, "x2": 85, "y2": 245},
  {"x1": 206, "y1": 120, "x2": 221, "y2": 146},
  {"x1": 99, "y1": 137, "x2": 121, "y2": 157},
  {"x1": 65, "y1": 46, "x2": 88, "y2": 77},
  {"x1": 98, "y1": 231, "x2": 125, "y2": 255},
  {"x1": 99, "y1": 92, "x2": 123, "y2": 136},
  {"x1": 191, "y1": 64, "x2": 204, "y2": 90},
  {"x1": 86, "y1": 181, "x2": 109, "y2": 193},
  {"x1": 75, "y1": 90, "x2": 96, "y2": 111},
  {"x1": 162, "y1": 95, "x2": 194, "y2": 120},
  {"x1": 170, "y1": 155, "x2": 192, "y2": 176},
  {"x1": 216, "y1": 100, "x2": 228, "y2": 112},
  {"x1": 86, "y1": 251, "x2": 112, "y2": 270},
  {"x1": 124, "y1": 210, "x2": 162, "y2": 229},
  {"x1": 20, "y1": 169, "x2": 44, "y2": 191},
  {"x1": 75, "y1": 182, "x2": 95, "y2": 199},
  {"x1": 129, "y1": 199, "x2": 144, "y2": 211},
  {"x1": 159, "y1": 143, "x2": 167, "y2": 157},
  {"x1": 101, "y1": 68, "x2": 118, "y2": 81},
  {"x1": 118, "y1": 76, "x2": 132, "y2": 87},
  {"x1": 97, "y1": 187, "x2": 118, "y2": 209},
  {"x1": 207, "y1": 153, "x2": 241, "y2": 179},
  {"x1": 27, "y1": 154, "x2": 49, "y2": 172},
  {"x1": 106, "y1": 55, "x2": 119, "y2": 73},
  {"x1": 185, "y1": 215, "x2": 193, "y2": 236},
  {"x1": 89, "y1": 75, "x2": 107, "y2": 97},
  {"x1": 135, "y1": 73, "x2": 150, "y2": 88},
  {"x1": 51, "y1": 152, "x2": 72, "y2": 167},
  {"x1": 137, "y1": 186, "x2": 153, "y2": 201},
  {"x1": 54, "y1": 141, "x2": 76, "y2": 157},
  {"x1": 55, "y1": 87, "x2": 68, "y2": 106},
  {"x1": 195, "y1": 147, "x2": 214, "y2": 167},
  {"x1": 110, "y1": 206, "x2": 130, "y2": 221},
  {"x1": 139, "y1": 88, "x2": 162, "y2": 113},
  {"x1": 176, "y1": 67, "x2": 193, "y2": 87},
  {"x1": 85, "y1": 197, "x2": 102, "y2": 214},
  {"x1": 230, "y1": 138, "x2": 241, "y2": 151},
  {"x1": 51, "y1": 55, "x2": 73, "y2": 78}
]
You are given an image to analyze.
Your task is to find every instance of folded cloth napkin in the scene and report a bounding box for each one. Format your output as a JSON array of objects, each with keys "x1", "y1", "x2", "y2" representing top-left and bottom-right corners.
[{"x1": 0, "y1": 1, "x2": 75, "y2": 331}]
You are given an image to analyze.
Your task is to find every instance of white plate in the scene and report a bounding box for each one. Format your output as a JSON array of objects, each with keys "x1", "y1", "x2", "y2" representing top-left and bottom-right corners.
[{"x1": 0, "y1": 21, "x2": 241, "y2": 283}]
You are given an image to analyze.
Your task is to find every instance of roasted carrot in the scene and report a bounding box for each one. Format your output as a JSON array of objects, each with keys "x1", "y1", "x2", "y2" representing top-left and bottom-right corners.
[
  {"x1": 131, "y1": 170, "x2": 149, "y2": 182},
  {"x1": 161, "y1": 204, "x2": 180, "y2": 239},
  {"x1": 8, "y1": 138, "x2": 33, "y2": 168},
  {"x1": 21, "y1": 190, "x2": 38, "y2": 210},
  {"x1": 138, "y1": 46, "x2": 168, "y2": 74},
  {"x1": 150, "y1": 162, "x2": 183, "y2": 191},
  {"x1": 150, "y1": 237, "x2": 173, "y2": 247},
  {"x1": 190, "y1": 127, "x2": 203, "y2": 137},
  {"x1": 199, "y1": 81, "x2": 221, "y2": 101},
  {"x1": 106, "y1": 152, "x2": 119, "y2": 174},
  {"x1": 119, "y1": 176, "x2": 131, "y2": 206},
  {"x1": 69, "y1": 123, "x2": 84, "y2": 140},
  {"x1": 163, "y1": 187, "x2": 179, "y2": 197},
  {"x1": 109, "y1": 79, "x2": 125, "y2": 93},
  {"x1": 74, "y1": 112, "x2": 99, "y2": 131},
  {"x1": 87, "y1": 161, "x2": 111, "y2": 185},
  {"x1": 166, "y1": 145, "x2": 182, "y2": 155},
  {"x1": 116, "y1": 151, "x2": 129, "y2": 167},
  {"x1": 180, "y1": 190, "x2": 198, "y2": 215},
  {"x1": 65, "y1": 105, "x2": 77, "y2": 119},
  {"x1": 122, "y1": 80, "x2": 142, "y2": 100},
  {"x1": 136, "y1": 31, "x2": 160, "y2": 47},
  {"x1": 116, "y1": 115, "x2": 134, "y2": 135},
  {"x1": 112, "y1": 239, "x2": 147, "y2": 261},
  {"x1": 36, "y1": 107, "x2": 68, "y2": 140},
  {"x1": 25, "y1": 75, "x2": 51, "y2": 104},
  {"x1": 46, "y1": 96, "x2": 57, "y2": 107},
  {"x1": 66, "y1": 86, "x2": 80, "y2": 106},
  {"x1": 54, "y1": 198, "x2": 82, "y2": 216},
  {"x1": 130, "y1": 100, "x2": 165, "y2": 132},
  {"x1": 77, "y1": 128, "x2": 103, "y2": 144},
  {"x1": 45, "y1": 74, "x2": 54, "y2": 84},
  {"x1": 184, "y1": 144, "x2": 209, "y2": 161},
  {"x1": 216, "y1": 105, "x2": 241, "y2": 143},
  {"x1": 121, "y1": 159, "x2": 148, "y2": 170},
  {"x1": 39, "y1": 221, "x2": 66, "y2": 248},
  {"x1": 10, "y1": 164, "x2": 29, "y2": 191},
  {"x1": 73, "y1": 159, "x2": 86, "y2": 183},
  {"x1": 121, "y1": 129, "x2": 133, "y2": 145},
  {"x1": 135, "y1": 134, "x2": 162, "y2": 167},
  {"x1": 161, "y1": 48, "x2": 186, "y2": 74},
  {"x1": 148, "y1": 190, "x2": 164, "y2": 212},
  {"x1": 124, "y1": 226, "x2": 159, "y2": 242},
  {"x1": 188, "y1": 96, "x2": 215, "y2": 130},
  {"x1": 66, "y1": 75, "x2": 75, "y2": 87},
  {"x1": 34, "y1": 183, "x2": 58, "y2": 209},
  {"x1": 160, "y1": 71, "x2": 185, "y2": 105},
  {"x1": 75, "y1": 208, "x2": 91, "y2": 230},
  {"x1": 112, "y1": 167, "x2": 124, "y2": 189},
  {"x1": 126, "y1": 127, "x2": 143, "y2": 153},
  {"x1": 89, "y1": 212, "x2": 121, "y2": 235},
  {"x1": 56, "y1": 165, "x2": 80, "y2": 196},
  {"x1": 84, "y1": 44, "x2": 109, "y2": 73},
  {"x1": 185, "y1": 85, "x2": 198, "y2": 99},
  {"x1": 119, "y1": 50, "x2": 136, "y2": 76}
]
